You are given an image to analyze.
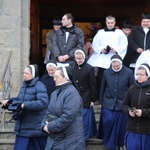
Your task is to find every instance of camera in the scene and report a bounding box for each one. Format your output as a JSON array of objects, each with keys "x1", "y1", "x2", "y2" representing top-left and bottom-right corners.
[
  {"x1": 105, "y1": 45, "x2": 111, "y2": 54},
  {"x1": 131, "y1": 107, "x2": 136, "y2": 112}
]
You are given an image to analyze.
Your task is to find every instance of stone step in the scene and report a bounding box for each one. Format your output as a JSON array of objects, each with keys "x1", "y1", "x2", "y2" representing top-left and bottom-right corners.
[
  {"x1": 0, "y1": 129, "x2": 15, "y2": 150},
  {"x1": 0, "y1": 139, "x2": 15, "y2": 144},
  {"x1": 0, "y1": 137, "x2": 106, "y2": 150},
  {"x1": 0, "y1": 120, "x2": 15, "y2": 129},
  {"x1": 0, "y1": 103, "x2": 102, "y2": 150},
  {"x1": 0, "y1": 129, "x2": 15, "y2": 139},
  {"x1": 0, "y1": 139, "x2": 14, "y2": 150},
  {"x1": 93, "y1": 103, "x2": 101, "y2": 128},
  {"x1": 86, "y1": 138, "x2": 107, "y2": 150},
  {"x1": 0, "y1": 109, "x2": 16, "y2": 130}
]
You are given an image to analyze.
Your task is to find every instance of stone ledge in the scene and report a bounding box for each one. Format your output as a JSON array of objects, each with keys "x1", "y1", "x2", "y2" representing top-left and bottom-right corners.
[
  {"x1": 0, "y1": 139, "x2": 15, "y2": 144},
  {"x1": 86, "y1": 138, "x2": 103, "y2": 144},
  {"x1": 86, "y1": 138, "x2": 107, "y2": 150},
  {"x1": 0, "y1": 128, "x2": 14, "y2": 132}
]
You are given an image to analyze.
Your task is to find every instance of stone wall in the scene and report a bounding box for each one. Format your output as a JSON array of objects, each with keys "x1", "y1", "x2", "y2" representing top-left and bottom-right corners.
[{"x1": 0, "y1": 0, "x2": 30, "y2": 96}]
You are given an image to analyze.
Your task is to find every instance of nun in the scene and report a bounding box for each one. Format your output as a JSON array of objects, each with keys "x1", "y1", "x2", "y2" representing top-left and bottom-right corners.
[
  {"x1": 68, "y1": 49, "x2": 98, "y2": 141},
  {"x1": 42, "y1": 66, "x2": 85, "y2": 150},
  {"x1": 1, "y1": 64, "x2": 49, "y2": 150},
  {"x1": 135, "y1": 48, "x2": 150, "y2": 79},
  {"x1": 40, "y1": 60, "x2": 57, "y2": 99},
  {"x1": 97, "y1": 54, "x2": 134, "y2": 150},
  {"x1": 123, "y1": 63, "x2": 150, "y2": 150}
]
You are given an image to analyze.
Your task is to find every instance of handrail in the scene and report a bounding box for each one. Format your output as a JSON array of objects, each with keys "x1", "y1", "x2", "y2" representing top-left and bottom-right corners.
[
  {"x1": 0, "y1": 51, "x2": 12, "y2": 130},
  {"x1": 0, "y1": 51, "x2": 12, "y2": 91}
]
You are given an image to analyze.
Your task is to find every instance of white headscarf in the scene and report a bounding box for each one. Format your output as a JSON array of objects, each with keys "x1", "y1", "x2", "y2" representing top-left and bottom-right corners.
[
  {"x1": 140, "y1": 64, "x2": 150, "y2": 77},
  {"x1": 75, "y1": 49, "x2": 86, "y2": 65},
  {"x1": 30, "y1": 65, "x2": 35, "y2": 78},
  {"x1": 75, "y1": 49, "x2": 86, "y2": 59},
  {"x1": 62, "y1": 66, "x2": 70, "y2": 80},
  {"x1": 46, "y1": 63, "x2": 57, "y2": 69}
]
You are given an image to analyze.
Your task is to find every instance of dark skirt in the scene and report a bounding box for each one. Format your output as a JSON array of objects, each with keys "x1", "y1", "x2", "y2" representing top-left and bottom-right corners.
[
  {"x1": 97, "y1": 107, "x2": 127, "y2": 150},
  {"x1": 82, "y1": 106, "x2": 97, "y2": 141},
  {"x1": 125, "y1": 132, "x2": 150, "y2": 150},
  {"x1": 14, "y1": 135, "x2": 47, "y2": 150}
]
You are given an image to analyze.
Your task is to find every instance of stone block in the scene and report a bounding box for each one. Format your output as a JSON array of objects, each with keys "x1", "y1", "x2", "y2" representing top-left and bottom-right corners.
[
  {"x1": 21, "y1": 28, "x2": 30, "y2": 57},
  {"x1": 0, "y1": 30, "x2": 13, "y2": 47},
  {"x1": 21, "y1": 0, "x2": 30, "y2": 27},
  {"x1": 0, "y1": 54, "x2": 3, "y2": 68},
  {"x1": 9, "y1": 71, "x2": 20, "y2": 96},
  {"x1": 0, "y1": 0, "x2": 3, "y2": 15},
  {"x1": 10, "y1": 50, "x2": 20, "y2": 69},
  {"x1": 3, "y1": 0, "x2": 20, "y2": 16},
  {"x1": 0, "y1": 16, "x2": 15, "y2": 29}
]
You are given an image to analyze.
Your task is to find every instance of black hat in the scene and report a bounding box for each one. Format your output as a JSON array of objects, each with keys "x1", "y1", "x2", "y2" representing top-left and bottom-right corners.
[
  {"x1": 140, "y1": 63, "x2": 150, "y2": 77},
  {"x1": 111, "y1": 54, "x2": 123, "y2": 64},
  {"x1": 141, "y1": 12, "x2": 150, "y2": 19},
  {"x1": 52, "y1": 17, "x2": 61, "y2": 25},
  {"x1": 123, "y1": 20, "x2": 132, "y2": 29}
]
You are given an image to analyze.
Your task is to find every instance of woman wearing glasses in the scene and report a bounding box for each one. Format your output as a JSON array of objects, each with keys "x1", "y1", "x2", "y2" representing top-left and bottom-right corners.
[{"x1": 123, "y1": 63, "x2": 150, "y2": 150}]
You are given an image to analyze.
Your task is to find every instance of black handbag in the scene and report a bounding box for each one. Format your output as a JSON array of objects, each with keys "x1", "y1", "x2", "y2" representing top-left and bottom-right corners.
[
  {"x1": 8, "y1": 101, "x2": 23, "y2": 121},
  {"x1": 45, "y1": 113, "x2": 58, "y2": 122}
]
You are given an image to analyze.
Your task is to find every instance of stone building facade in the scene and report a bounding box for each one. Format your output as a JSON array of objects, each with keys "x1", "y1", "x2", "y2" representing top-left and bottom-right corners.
[
  {"x1": 0, "y1": 0, "x2": 30, "y2": 95},
  {"x1": 0, "y1": 0, "x2": 30, "y2": 96},
  {"x1": 0, "y1": 0, "x2": 150, "y2": 97}
]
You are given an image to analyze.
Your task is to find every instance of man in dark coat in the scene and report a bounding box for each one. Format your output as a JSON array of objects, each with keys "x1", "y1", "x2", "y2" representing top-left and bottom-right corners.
[
  {"x1": 53, "y1": 13, "x2": 84, "y2": 64},
  {"x1": 46, "y1": 16, "x2": 61, "y2": 60},
  {"x1": 122, "y1": 19, "x2": 133, "y2": 67},
  {"x1": 128, "y1": 12, "x2": 150, "y2": 71}
]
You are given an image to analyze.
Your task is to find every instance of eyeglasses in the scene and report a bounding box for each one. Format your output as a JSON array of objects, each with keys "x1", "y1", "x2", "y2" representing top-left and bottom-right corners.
[{"x1": 136, "y1": 73, "x2": 147, "y2": 77}]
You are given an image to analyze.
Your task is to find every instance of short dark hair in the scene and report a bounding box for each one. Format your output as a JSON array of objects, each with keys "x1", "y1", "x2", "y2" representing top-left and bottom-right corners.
[{"x1": 65, "y1": 13, "x2": 74, "y2": 24}]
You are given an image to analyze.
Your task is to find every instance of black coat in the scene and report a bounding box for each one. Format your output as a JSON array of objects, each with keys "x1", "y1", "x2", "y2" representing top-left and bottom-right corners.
[
  {"x1": 53, "y1": 25, "x2": 84, "y2": 62},
  {"x1": 123, "y1": 79, "x2": 150, "y2": 134},
  {"x1": 128, "y1": 26, "x2": 150, "y2": 64},
  {"x1": 100, "y1": 66, "x2": 134, "y2": 110},
  {"x1": 68, "y1": 62, "x2": 98, "y2": 108},
  {"x1": 40, "y1": 73, "x2": 56, "y2": 99}
]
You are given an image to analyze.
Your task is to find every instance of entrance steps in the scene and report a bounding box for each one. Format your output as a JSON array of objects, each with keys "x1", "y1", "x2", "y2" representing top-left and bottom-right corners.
[{"x1": 0, "y1": 102, "x2": 109, "y2": 150}]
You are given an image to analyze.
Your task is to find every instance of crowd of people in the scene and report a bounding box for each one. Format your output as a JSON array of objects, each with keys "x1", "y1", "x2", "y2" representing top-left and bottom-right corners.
[{"x1": 1, "y1": 12, "x2": 150, "y2": 150}]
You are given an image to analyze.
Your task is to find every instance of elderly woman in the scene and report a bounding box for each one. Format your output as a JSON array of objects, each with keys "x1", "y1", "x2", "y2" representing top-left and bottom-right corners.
[
  {"x1": 42, "y1": 66, "x2": 85, "y2": 150},
  {"x1": 123, "y1": 63, "x2": 150, "y2": 150},
  {"x1": 97, "y1": 54, "x2": 134, "y2": 150},
  {"x1": 40, "y1": 60, "x2": 57, "y2": 99},
  {"x1": 2, "y1": 64, "x2": 48, "y2": 150}
]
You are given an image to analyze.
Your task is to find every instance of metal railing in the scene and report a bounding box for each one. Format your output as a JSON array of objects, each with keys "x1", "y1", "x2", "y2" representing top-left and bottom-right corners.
[{"x1": 0, "y1": 51, "x2": 12, "y2": 130}]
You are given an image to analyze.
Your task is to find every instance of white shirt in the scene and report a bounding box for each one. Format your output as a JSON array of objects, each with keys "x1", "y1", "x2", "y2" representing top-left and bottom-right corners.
[
  {"x1": 66, "y1": 32, "x2": 69, "y2": 43},
  {"x1": 87, "y1": 29, "x2": 128, "y2": 69}
]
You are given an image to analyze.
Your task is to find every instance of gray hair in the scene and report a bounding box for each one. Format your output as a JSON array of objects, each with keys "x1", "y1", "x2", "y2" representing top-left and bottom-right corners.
[
  {"x1": 56, "y1": 66, "x2": 69, "y2": 80},
  {"x1": 106, "y1": 15, "x2": 116, "y2": 21}
]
